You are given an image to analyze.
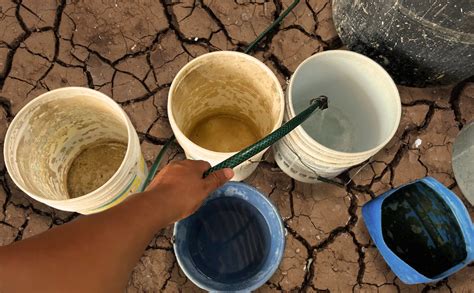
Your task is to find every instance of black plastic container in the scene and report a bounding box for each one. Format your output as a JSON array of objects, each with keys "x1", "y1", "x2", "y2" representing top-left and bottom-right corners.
[{"x1": 332, "y1": 0, "x2": 474, "y2": 87}]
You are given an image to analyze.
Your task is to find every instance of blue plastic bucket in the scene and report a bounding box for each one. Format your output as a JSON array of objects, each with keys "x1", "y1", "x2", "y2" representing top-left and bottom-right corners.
[{"x1": 173, "y1": 182, "x2": 285, "y2": 292}]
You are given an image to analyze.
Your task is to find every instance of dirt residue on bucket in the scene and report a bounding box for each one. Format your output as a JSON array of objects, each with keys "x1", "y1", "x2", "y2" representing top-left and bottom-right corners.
[
  {"x1": 187, "y1": 113, "x2": 262, "y2": 152},
  {"x1": 67, "y1": 141, "x2": 127, "y2": 198}
]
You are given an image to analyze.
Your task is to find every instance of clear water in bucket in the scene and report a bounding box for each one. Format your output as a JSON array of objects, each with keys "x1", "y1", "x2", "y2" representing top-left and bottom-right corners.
[
  {"x1": 303, "y1": 105, "x2": 355, "y2": 152},
  {"x1": 187, "y1": 197, "x2": 271, "y2": 283},
  {"x1": 293, "y1": 79, "x2": 382, "y2": 153}
]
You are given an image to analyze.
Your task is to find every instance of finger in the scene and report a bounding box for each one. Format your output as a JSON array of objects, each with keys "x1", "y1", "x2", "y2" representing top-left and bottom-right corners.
[
  {"x1": 203, "y1": 168, "x2": 234, "y2": 192},
  {"x1": 189, "y1": 160, "x2": 212, "y2": 172}
]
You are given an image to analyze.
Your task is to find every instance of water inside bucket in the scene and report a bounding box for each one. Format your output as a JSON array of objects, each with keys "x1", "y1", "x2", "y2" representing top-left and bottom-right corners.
[
  {"x1": 304, "y1": 105, "x2": 355, "y2": 152},
  {"x1": 381, "y1": 181, "x2": 467, "y2": 278},
  {"x1": 290, "y1": 54, "x2": 400, "y2": 153},
  {"x1": 67, "y1": 141, "x2": 127, "y2": 198},
  {"x1": 295, "y1": 90, "x2": 380, "y2": 152},
  {"x1": 187, "y1": 113, "x2": 262, "y2": 152},
  {"x1": 187, "y1": 197, "x2": 271, "y2": 283}
]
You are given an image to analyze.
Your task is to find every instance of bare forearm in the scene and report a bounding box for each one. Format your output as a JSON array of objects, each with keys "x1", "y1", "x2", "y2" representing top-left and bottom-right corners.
[
  {"x1": 0, "y1": 191, "x2": 168, "y2": 292},
  {"x1": 0, "y1": 160, "x2": 232, "y2": 292}
]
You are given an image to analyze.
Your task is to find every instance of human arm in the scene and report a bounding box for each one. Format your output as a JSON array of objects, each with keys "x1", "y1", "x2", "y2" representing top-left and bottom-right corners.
[{"x1": 0, "y1": 160, "x2": 233, "y2": 292}]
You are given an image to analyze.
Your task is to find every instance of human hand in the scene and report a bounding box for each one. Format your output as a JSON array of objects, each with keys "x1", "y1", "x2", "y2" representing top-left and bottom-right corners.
[{"x1": 144, "y1": 160, "x2": 234, "y2": 224}]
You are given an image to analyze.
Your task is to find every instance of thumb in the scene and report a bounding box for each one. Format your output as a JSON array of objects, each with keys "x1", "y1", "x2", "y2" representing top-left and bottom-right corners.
[{"x1": 204, "y1": 168, "x2": 234, "y2": 192}]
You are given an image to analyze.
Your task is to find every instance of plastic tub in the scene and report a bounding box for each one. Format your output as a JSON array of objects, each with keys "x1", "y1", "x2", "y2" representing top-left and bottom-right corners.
[
  {"x1": 452, "y1": 121, "x2": 474, "y2": 205},
  {"x1": 168, "y1": 51, "x2": 284, "y2": 181},
  {"x1": 4, "y1": 87, "x2": 147, "y2": 214},
  {"x1": 274, "y1": 51, "x2": 401, "y2": 183},
  {"x1": 174, "y1": 182, "x2": 285, "y2": 292}
]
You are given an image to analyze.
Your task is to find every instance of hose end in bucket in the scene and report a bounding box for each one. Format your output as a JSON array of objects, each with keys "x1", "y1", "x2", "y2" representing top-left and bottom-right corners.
[{"x1": 310, "y1": 95, "x2": 329, "y2": 110}]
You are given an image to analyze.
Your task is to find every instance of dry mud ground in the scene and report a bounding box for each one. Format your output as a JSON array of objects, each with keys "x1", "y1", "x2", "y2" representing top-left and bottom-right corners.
[{"x1": 0, "y1": 0, "x2": 473, "y2": 292}]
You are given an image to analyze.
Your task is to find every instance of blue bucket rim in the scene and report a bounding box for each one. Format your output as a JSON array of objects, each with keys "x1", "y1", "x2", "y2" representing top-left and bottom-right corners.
[{"x1": 173, "y1": 181, "x2": 285, "y2": 292}]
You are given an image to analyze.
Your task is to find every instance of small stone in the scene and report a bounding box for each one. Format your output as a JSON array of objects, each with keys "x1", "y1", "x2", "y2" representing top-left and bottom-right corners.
[{"x1": 412, "y1": 138, "x2": 422, "y2": 149}]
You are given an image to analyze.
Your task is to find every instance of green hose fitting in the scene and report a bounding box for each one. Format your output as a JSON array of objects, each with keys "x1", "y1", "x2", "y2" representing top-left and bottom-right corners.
[{"x1": 203, "y1": 95, "x2": 328, "y2": 178}]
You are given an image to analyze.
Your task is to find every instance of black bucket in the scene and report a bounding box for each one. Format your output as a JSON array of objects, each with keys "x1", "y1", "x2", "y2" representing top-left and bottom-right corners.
[{"x1": 332, "y1": 0, "x2": 474, "y2": 86}]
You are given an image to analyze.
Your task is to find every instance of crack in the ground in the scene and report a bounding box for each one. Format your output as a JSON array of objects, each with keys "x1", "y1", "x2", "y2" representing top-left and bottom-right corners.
[
  {"x1": 267, "y1": 52, "x2": 292, "y2": 78},
  {"x1": 288, "y1": 178, "x2": 295, "y2": 220},
  {"x1": 347, "y1": 101, "x2": 438, "y2": 193},
  {"x1": 283, "y1": 223, "x2": 315, "y2": 291},
  {"x1": 0, "y1": 168, "x2": 12, "y2": 215},
  {"x1": 349, "y1": 231, "x2": 366, "y2": 285},
  {"x1": 19, "y1": 2, "x2": 43, "y2": 24},
  {"x1": 449, "y1": 75, "x2": 474, "y2": 129},
  {"x1": 8, "y1": 200, "x2": 78, "y2": 226},
  {"x1": 0, "y1": 29, "x2": 30, "y2": 89},
  {"x1": 160, "y1": 0, "x2": 222, "y2": 51},
  {"x1": 421, "y1": 278, "x2": 451, "y2": 293},
  {"x1": 160, "y1": 256, "x2": 176, "y2": 291},
  {"x1": 0, "y1": 96, "x2": 13, "y2": 120},
  {"x1": 12, "y1": 211, "x2": 29, "y2": 241},
  {"x1": 198, "y1": 0, "x2": 238, "y2": 45}
]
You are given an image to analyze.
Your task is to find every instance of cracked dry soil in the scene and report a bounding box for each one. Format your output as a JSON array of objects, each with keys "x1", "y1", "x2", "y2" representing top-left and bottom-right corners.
[{"x1": 0, "y1": 0, "x2": 473, "y2": 292}]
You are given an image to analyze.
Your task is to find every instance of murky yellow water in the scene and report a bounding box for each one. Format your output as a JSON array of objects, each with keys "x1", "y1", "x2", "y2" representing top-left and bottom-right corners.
[
  {"x1": 67, "y1": 142, "x2": 127, "y2": 198},
  {"x1": 187, "y1": 113, "x2": 262, "y2": 152}
]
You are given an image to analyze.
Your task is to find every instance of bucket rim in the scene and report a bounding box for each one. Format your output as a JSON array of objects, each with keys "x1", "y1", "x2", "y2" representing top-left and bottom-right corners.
[
  {"x1": 452, "y1": 121, "x2": 474, "y2": 205},
  {"x1": 4, "y1": 86, "x2": 136, "y2": 205},
  {"x1": 167, "y1": 50, "x2": 285, "y2": 159},
  {"x1": 287, "y1": 50, "x2": 401, "y2": 157},
  {"x1": 278, "y1": 135, "x2": 364, "y2": 170},
  {"x1": 173, "y1": 181, "x2": 285, "y2": 292}
]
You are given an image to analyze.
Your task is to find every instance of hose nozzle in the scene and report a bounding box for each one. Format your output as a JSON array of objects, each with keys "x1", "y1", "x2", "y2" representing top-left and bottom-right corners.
[{"x1": 310, "y1": 95, "x2": 329, "y2": 110}]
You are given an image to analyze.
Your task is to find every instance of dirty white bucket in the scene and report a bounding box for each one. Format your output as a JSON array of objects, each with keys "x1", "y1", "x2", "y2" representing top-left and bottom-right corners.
[
  {"x1": 168, "y1": 51, "x2": 284, "y2": 181},
  {"x1": 4, "y1": 87, "x2": 147, "y2": 214},
  {"x1": 274, "y1": 51, "x2": 401, "y2": 183}
]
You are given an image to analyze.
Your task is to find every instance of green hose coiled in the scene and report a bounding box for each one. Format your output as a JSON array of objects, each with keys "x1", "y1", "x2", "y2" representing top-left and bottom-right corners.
[{"x1": 203, "y1": 96, "x2": 328, "y2": 177}]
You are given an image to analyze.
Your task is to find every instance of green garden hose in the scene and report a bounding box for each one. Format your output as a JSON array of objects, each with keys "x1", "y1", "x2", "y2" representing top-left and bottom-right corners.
[
  {"x1": 244, "y1": 0, "x2": 301, "y2": 54},
  {"x1": 139, "y1": 135, "x2": 175, "y2": 192},
  {"x1": 203, "y1": 95, "x2": 328, "y2": 177}
]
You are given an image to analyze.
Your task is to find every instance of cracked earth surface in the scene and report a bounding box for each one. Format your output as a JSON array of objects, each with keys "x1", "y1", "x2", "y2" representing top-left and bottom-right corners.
[{"x1": 0, "y1": 0, "x2": 473, "y2": 292}]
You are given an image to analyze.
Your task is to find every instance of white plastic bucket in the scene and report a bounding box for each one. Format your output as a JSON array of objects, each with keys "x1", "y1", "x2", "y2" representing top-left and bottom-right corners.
[
  {"x1": 274, "y1": 51, "x2": 401, "y2": 183},
  {"x1": 452, "y1": 121, "x2": 474, "y2": 205},
  {"x1": 4, "y1": 87, "x2": 147, "y2": 214},
  {"x1": 168, "y1": 51, "x2": 284, "y2": 181}
]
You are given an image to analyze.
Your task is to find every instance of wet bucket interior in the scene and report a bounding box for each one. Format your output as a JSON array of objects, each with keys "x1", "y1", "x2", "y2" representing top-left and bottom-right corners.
[
  {"x1": 174, "y1": 182, "x2": 285, "y2": 292},
  {"x1": 292, "y1": 52, "x2": 400, "y2": 153},
  {"x1": 6, "y1": 94, "x2": 129, "y2": 201},
  {"x1": 171, "y1": 53, "x2": 282, "y2": 153}
]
